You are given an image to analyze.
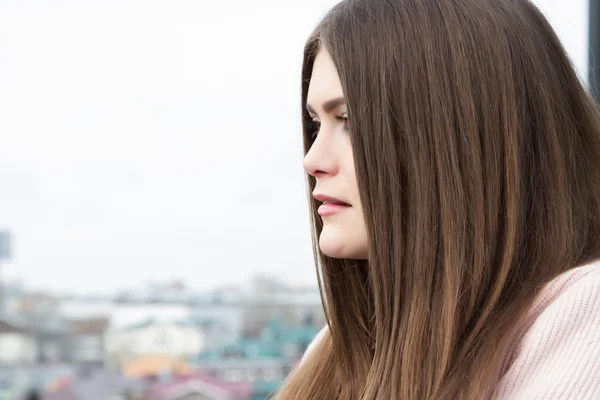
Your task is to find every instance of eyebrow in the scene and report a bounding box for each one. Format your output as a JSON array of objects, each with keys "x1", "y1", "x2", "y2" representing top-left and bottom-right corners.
[{"x1": 306, "y1": 96, "x2": 346, "y2": 116}]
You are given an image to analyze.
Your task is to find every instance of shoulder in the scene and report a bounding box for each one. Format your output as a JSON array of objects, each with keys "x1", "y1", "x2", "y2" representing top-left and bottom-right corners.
[
  {"x1": 301, "y1": 325, "x2": 329, "y2": 362},
  {"x1": 492, "y1": 260, "x2": 600, "y2": 399},
  {"x1": 524, "y1": 260, "x2": 600, "y2": 330}
]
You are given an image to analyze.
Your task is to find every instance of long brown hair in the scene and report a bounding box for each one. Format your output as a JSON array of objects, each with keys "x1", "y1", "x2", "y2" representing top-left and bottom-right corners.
[{"x1": 276, "y1": 0, "x2": 600, "y2": 398}]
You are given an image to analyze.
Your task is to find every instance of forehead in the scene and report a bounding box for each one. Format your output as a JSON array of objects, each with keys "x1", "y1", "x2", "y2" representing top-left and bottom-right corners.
[{"x1": 307, "y1": 48, "x2": 344, "y2": 105}]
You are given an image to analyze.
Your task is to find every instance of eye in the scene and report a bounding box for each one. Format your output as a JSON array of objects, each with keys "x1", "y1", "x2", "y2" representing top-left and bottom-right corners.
[
  {"x1": 335, "y1": 115, "x2": 349, "y2": 132},
  {"x1": 307, "y1": 120, "x2": 321, "y2": 141}
]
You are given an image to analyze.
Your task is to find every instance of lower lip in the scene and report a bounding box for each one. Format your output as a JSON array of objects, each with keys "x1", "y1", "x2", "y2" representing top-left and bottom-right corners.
[{"x1": 317, "y1": 203, "x2": 351, "y2": 216}]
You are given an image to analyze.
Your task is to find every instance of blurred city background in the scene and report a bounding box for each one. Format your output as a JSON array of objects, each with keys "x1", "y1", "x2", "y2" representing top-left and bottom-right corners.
[{"x1": 0, "y1": 0, "x2": 592, "y2": 399}]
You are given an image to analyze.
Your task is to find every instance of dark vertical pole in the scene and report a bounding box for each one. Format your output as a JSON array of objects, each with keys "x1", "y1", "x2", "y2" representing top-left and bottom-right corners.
[{"x1": 590, "y1": 0, "x2": 600, "y2": 101}]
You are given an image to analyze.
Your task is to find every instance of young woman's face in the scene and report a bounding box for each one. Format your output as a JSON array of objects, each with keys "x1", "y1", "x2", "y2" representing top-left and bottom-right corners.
[{"x1": 303, "y1": 48, "x2": 368, "y2": 260}]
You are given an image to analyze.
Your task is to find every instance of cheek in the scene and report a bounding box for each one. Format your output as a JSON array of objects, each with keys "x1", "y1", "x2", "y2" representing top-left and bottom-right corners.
[
  {"x1": 342, "y1": 149, "x2": 360, "y2": 203},
  {"x1": 319, "y1": 137, "x2": 368, "y2": 259}
]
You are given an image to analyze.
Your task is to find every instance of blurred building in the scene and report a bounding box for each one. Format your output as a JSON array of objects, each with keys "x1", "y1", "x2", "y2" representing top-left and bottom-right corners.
[
  {"x1": 0, "y1": 320, "x2": 37, "y2": 366},
  {"x1": 105, "y1": 318, "x2": 204, "y2": 376},
  {"x1": 195, "y1": 318, "x2": 320, "y2": 400},
  {"x1": 68, "y1": 318, "x2": 109, "y2": 375},
  {"x1": 40, "y1": 370, "x2": 145, "y2": 400},
  {"x1": 0, "y1": 276, "x2": 323, "y2": 399},
  {"x1": 148, "y1": 373, "x2": 253, "y2": 400}
]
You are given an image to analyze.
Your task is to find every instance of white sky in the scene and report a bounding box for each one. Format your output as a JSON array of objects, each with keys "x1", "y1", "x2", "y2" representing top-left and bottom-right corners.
[{"x1": 0, "y1": 0, "x2": 590, "y2": 295}]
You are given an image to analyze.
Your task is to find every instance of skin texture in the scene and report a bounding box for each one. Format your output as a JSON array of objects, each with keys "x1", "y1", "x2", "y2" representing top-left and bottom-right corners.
[{"x1": 303, "y1": 48, "x2": 368, "y2": 260}]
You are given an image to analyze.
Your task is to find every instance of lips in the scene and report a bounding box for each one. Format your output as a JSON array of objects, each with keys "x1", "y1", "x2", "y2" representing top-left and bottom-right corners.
[
  {"x1": 322, "y1": 200, "x2": 350, "y2": 206},
  {"x1": 313, "y1": 193, "x2": 352, "y2": 207},
  {"x1": 313, "y1": 193, "x2": 351, "y2": 216}
]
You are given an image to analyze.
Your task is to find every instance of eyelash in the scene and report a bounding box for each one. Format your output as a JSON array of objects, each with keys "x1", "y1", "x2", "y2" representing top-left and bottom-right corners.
[{"x1": 307, "y1": 116, "x2": 349, "y2": 141}]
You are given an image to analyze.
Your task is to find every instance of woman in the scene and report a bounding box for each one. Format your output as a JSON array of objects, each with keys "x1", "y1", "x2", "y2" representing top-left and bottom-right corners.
[{"x1": 275, "y1": 0, "x2": 600, "y2": 399}]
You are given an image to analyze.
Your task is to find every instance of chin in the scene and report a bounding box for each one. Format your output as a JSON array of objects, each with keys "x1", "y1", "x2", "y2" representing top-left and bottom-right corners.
[
  {"x1": 320, "y1": 244, "x2": 349, "y2": 259},
  {"x1": 318, "y1": 227, "x2": 367, "y2": 259}
]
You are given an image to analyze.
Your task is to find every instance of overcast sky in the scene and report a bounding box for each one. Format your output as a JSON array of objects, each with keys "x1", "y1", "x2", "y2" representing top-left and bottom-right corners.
[{"x1": 0, "y1": 0, "x2": 590, "y2": 295}]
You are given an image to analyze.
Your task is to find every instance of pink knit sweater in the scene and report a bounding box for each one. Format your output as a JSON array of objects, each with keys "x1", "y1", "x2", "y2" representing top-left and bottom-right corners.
[
  {"x1": 305, "y1": 259, "x2": 600, "y2": 399},
  {"x1": 490, "y1": 260, "x2": 600, "y2": 399}
]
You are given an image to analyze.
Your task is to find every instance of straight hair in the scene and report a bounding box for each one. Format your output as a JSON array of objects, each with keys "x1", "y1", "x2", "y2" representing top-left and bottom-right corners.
[{"x1": 276, "y1": 0, "x2": 600, "y2": 398}]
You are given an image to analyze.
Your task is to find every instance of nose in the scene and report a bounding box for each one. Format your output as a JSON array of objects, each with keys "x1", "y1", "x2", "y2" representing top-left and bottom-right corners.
[{"x1": 303, "y1": 126, "x2": 338, "y2": 178}]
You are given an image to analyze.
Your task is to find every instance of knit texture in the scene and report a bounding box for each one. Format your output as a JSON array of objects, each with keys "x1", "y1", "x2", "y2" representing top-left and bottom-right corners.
[{"x1": 490, "y1": 260, "x2": 600, "y2": 399}]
